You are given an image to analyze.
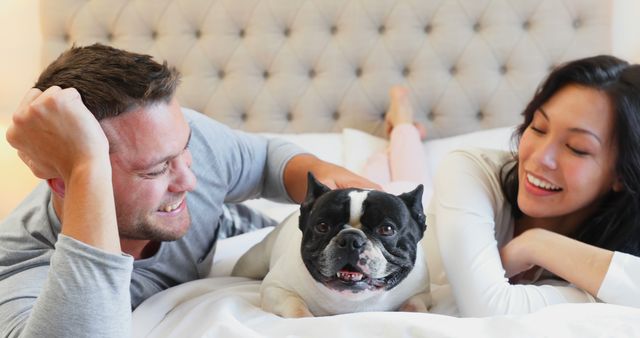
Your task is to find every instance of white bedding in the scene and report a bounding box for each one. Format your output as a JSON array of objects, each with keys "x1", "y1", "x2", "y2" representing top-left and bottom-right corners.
[{"x1": 132, "y1": 128, "x2": 640, "y2": 337}]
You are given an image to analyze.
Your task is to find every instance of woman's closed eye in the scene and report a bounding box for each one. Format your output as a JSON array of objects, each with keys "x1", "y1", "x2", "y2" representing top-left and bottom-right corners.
[
  {"x1": 566, "y1": 144, "x2": 591, "y2": 156},
  {"x1": 529, "y1": 124, "x2": 547, "y2": 134}
]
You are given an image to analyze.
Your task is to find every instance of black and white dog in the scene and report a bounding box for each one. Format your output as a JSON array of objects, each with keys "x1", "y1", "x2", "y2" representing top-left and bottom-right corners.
[{"x1": 232, "y1": 173, "x2": 431, "y2": 317}]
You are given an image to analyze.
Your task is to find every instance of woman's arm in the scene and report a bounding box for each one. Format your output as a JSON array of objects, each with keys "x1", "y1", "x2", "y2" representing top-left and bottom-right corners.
[
  {"x1": 499, "y1": 227, "x2": 640, "y2": 308},
  {"x1": 431, "y1": 150, "x2": 595, "y2": 317}
]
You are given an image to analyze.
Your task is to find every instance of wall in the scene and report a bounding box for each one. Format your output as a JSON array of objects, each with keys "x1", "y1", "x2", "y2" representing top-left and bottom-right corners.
[{"x1": 0, "y1": 0, "x2": 41, "y2": 116}]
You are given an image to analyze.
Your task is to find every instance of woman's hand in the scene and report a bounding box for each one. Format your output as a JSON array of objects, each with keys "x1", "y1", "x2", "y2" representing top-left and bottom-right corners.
[
  {"x1": 500, "y1": 229, "x2": 537, "y2": 279},
  {"x1": 500, "y1": 228, "x2": 614, "y2": 296}
]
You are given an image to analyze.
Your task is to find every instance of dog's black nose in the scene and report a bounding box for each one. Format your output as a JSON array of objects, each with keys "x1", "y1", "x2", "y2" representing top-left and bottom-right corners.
[{"x1": 337, "y1": 232, "x2": 366, "y2": 250}]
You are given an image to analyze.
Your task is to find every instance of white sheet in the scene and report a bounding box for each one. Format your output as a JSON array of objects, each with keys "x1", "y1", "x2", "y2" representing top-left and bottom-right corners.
[{"x1": 132, "y1": 128, "x2": 640, "y2": 337}]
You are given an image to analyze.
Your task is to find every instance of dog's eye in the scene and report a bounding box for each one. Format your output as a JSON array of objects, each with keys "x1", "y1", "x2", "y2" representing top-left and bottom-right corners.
[
  {"x1": 315, "y1": 222, "x2": 329, "y2": 233},
  {"x1": 377, "y1": 224, "x2": 396, "y2": 236}
]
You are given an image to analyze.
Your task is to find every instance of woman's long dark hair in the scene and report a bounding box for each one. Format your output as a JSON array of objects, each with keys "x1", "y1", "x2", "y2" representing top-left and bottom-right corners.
[{"x1": 501, "y1": 55, "x2": 640, "y2": 255}]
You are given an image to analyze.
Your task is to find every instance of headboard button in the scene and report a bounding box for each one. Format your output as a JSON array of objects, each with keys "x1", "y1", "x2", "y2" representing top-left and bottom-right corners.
[
  {"x1": 573, "y1": 18, "x2": 582, "y2": 29},
  {"x1": 428, "y1": 111, "x2": 435, "y2": 121}
]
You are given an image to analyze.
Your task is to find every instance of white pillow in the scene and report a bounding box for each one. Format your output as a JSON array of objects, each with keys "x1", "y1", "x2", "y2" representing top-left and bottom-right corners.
[
  {"x1": 341, "y1": 128, "x2": 388, "y2": 174},
  {"x1": 423, "y1": 126, "x2": 515, "y2": 179},
  {"x1": 260, "y1": 132, "x2": 343, "y2": 166},
  {"x1": 342, "y1": 126, "x2": 516, "y2": 181}
]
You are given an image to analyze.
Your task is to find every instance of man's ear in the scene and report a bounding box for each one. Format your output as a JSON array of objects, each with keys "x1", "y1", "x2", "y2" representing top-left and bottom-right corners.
[
  {"x1": 47, "y1": 178, "x2": 66, "y2": 198},
  {"x1": 398, "y1": 184, "x2": 426, "y2": 234},
  {"x1": 299, "y1": 172, "x2": 331, "y2": 230}
]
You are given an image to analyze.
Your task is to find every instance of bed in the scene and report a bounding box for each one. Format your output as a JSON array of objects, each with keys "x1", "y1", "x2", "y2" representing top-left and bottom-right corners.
[{"x1": 40, "y1": 0, "x2": 640, "y2": 337}]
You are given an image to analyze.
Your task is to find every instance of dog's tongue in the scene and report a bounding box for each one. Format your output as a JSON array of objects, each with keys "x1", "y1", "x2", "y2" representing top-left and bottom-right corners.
[{"x1": 337, "y1": 270, "x2": 363, "y2": 282}]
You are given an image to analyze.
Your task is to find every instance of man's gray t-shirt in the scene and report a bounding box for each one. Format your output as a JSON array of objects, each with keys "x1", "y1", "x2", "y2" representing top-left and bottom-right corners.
[{"x1": 0, "y1": 108, "x2": 304, "y2": 337}]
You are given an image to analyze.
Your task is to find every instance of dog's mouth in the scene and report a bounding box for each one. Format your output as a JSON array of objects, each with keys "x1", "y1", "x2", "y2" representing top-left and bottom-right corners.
[
  {"x1": 336, "y1": 264, "x2": 365, "y2": 282},
  {"x1": 324, "y1": 263, "x2": 389, "y2": 290}
]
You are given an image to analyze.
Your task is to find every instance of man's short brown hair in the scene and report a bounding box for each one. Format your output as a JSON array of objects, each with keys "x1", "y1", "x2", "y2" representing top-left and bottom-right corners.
[{"x1": 35, "y1": 43, "x2": 181, "y2": 120}]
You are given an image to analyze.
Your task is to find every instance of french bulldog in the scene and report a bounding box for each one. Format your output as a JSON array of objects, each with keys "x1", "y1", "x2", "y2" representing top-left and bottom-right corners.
[{"x1": 232, "y1": 173, "x2": 431, "y2": 317}]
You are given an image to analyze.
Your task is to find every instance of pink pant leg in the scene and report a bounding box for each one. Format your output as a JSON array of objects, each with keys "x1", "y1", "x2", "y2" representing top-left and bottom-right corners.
[
  {"x1": 362, "y1": 124, "x2": 432, "y2": 206},
  {"x1": 362, "y1": 152, "x2": 391, "y2": 186},
  {"x1": 388, "y1": 124, "x2": 427, "y2": 184}
]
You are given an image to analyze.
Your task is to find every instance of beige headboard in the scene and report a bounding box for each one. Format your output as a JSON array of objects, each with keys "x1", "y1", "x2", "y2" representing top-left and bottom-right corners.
[{"x1": 40, "y1": 0, "x2": 612, "y2": 139}]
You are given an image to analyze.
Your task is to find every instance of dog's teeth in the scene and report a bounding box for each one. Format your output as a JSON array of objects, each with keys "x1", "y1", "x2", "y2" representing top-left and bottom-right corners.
[{"x1": 337, "y1": 271, "x2": 363, "y2": 282}]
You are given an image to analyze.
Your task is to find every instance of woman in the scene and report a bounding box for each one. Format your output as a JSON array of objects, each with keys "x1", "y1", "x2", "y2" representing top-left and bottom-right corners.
[{"x1": 429, "y1": 55, "x2": 640, "y2": 316}]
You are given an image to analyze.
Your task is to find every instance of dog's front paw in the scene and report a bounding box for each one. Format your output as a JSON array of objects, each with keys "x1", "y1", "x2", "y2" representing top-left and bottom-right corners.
[
  {"x1": 262, "y1": 286, "x2": 315, "y2": 318},
  {"x1": 398, "y1": 291, "x2": 432, "y2": 313},
  {"x1": 279, "y1": 302, "x2": 314, "y2": 318}
]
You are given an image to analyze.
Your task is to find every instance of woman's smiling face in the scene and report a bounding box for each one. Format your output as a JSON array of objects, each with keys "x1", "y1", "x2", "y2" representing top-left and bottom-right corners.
[{"x1": 517, "y1": 84, "x2": 622, "y2": 233}]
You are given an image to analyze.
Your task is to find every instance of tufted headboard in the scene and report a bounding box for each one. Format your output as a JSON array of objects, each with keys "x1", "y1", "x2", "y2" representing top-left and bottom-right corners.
[{"x1": 40, "y1": 0, "x2": 612, "y2": 139}]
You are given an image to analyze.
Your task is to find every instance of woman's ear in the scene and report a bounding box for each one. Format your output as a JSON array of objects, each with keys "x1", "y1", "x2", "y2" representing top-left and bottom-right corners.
[
  {"x1": 612, "y1": 176, "x2": 624, "y2": 192},
  {"x1": 47, "y1": 178, "x2": 66, "y2": 198}
]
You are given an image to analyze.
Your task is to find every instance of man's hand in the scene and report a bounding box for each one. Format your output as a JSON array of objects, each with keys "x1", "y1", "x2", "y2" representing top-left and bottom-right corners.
[
  {"x1": 6, "y1": 86, "x2": 110, "y2": 181},
  {"x1": 283, "y1": 154, "x2": 381, "y2": 203},
  {"x1": 6, "y1": 86, "x2": 120, "y2": 253}
]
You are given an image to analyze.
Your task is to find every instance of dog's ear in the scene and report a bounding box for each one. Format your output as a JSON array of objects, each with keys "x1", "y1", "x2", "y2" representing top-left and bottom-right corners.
[
  {"x1": 299, "y1": 172, "x2": 331, "y2": 230},
  {"x1": 398, "y1": 184, "x2": 426, "y2": 234},
  {"x1": 300, "y1": 172, "x2": 331, "y2": 212}
]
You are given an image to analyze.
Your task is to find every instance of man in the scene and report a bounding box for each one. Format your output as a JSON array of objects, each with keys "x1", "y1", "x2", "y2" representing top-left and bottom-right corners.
[{"x1": 1, "y1": 44, "x2": 378, "y2": 337}]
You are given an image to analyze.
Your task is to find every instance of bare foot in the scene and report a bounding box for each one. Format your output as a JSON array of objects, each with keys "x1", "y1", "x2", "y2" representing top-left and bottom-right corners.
[{"x1": 384, "y1": 86, "x2": 427, "y2": 140}]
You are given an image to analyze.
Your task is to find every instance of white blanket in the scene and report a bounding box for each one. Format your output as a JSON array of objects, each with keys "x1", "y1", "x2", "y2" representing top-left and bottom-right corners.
[
  {"x1": 131, "y1": 128, "x2": 640, "y2": 337},
  {"x1": 132, "y1": 276, "x2": 640, "y2": 337}
]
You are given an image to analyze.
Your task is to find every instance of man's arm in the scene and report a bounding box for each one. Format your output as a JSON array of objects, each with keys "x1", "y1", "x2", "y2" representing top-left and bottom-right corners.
[
  {"x1": 3, "y1": 87, "x2": 133, "y2": 337},
  {"x1": 282, "y1": 153, "x2": 381, "y2": 203},
  {"x1": 7, "y1": 87, "x2": 120, "y2": 252}
]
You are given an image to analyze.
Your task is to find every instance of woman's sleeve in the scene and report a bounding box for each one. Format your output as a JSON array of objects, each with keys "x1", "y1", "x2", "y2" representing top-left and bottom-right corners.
[
  {"x1": 430, "y1": 150, "x2": 595, "y2": 317},
  {"x1": 597, "y1": 251, "x2": 640, "y2": 306}
]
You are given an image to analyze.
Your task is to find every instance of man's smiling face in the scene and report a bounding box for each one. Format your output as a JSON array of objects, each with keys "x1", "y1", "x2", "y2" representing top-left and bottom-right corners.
[{"x1": 101, "y1": 98, "x2": 196, "y2": 242}]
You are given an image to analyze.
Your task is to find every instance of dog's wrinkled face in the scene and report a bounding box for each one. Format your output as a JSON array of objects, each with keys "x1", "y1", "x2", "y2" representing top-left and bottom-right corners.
[{"x1": 299, "y1": 173, "x2": 426, "y2": 294}]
